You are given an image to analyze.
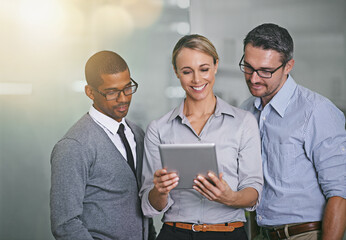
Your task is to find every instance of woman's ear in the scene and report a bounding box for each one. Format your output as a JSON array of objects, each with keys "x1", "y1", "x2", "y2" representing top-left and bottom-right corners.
[
  {"x1": 174, "y1": 66, "x2": 180, "y2": 79},
  {"x1": 214, "y1": 59, "x2": 219, "y2": 75}
]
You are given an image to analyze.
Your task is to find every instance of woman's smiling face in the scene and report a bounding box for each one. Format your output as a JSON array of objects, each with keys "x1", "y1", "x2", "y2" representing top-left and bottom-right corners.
[{"x1": 175, "y1": 47, "x2": 218, "y2": 102}]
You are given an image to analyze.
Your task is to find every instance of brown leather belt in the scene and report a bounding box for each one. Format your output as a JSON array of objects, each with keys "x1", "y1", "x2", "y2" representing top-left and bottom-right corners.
[
  {"x1": 165, "y1": 221, "x2": 244, "y2": 232},
  {"x1": 267, "y1": 221, "x2": 322, "y2": 240}
]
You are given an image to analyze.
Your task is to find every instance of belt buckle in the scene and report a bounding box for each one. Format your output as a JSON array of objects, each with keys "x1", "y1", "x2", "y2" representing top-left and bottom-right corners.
[{"x1": 191, "y1": 224, "x2": 199, "y2": 232}]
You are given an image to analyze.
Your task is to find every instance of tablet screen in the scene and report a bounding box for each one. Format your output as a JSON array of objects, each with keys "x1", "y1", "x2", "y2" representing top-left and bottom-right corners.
[{"x1": 159, "y1": 143, "x2": 218, "y2": 189}]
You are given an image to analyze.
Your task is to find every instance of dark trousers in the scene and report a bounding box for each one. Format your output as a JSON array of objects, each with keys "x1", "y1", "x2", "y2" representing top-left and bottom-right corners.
[{"x1": 156, "y1": 223, "x2": 248, "y2": 240}]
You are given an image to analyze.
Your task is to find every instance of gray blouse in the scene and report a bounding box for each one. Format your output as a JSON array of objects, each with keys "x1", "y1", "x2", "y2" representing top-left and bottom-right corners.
[{"x1": 140, "y1": 96, "x2": 263, "y2": 224}]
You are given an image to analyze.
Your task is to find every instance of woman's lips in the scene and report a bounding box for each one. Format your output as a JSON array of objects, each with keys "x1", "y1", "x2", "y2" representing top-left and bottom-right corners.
[{"x1": 191, "y1": 83, "x2": 207, "y2": 91}]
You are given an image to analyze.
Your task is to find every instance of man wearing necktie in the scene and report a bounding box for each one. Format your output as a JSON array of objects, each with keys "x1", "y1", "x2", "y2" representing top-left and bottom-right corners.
[{"x1": 50, "y1": 50, "x2": 155, "y2": 240}]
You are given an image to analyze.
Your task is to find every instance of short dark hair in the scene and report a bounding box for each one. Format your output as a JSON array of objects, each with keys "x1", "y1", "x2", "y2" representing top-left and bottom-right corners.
[
  {"x1": 85, "y1": 50, "x2": 129, "y2": 87},
  {"x1": 243, "y1": 23, "x2": 294, "y2": 63},
  {"x1": 172, "y1": 34, "x2": 219, "y2": 72}
]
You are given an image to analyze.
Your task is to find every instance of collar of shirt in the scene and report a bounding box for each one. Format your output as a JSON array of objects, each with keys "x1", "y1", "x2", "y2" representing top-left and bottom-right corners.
[
  {"x1": 88, "y1": 106, "x2": 137, "y2": 167},
  {"x1": 167, "y1": 96, "x2": 235, "y2": 122},
  {"x1": 89, "y1": 105, "x2": 127, "y2": 135},
  {"x1": 254, "y1": 75, "x2": 297, "y2": 117}
]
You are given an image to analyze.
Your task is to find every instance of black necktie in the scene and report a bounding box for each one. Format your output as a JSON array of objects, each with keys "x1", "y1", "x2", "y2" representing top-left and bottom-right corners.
[{"x1": 117, "y1": 123, "x2": 136, "y2": 175}]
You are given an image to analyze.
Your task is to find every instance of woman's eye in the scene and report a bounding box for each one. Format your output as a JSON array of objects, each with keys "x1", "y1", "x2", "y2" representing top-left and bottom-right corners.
[
  {"x1": 182, "y1": 71, "x2": 191, "y2": 75},
  {"x1": 201, "y1": 68, "x2": 209, "y2": 72}
]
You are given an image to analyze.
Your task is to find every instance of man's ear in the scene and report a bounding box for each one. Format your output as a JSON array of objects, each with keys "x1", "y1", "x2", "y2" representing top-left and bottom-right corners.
[
  {"x1": 284, "y1": 59, "x2": 295, "y2": 75},
  {"x1": 85, "y1": 85, "x2": 94, "y2": 101}
]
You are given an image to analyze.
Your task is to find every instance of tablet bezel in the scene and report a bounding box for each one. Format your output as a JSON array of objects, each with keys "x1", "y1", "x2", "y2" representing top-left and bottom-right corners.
[{"x1": 159, "y1": 143, "x2": 219, "y2": 189}]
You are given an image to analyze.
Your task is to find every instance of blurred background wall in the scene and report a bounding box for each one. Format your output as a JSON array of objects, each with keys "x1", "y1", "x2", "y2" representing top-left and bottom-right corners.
[{"x1": 0, "y1": 0, "x2": 345, "y2": 239}]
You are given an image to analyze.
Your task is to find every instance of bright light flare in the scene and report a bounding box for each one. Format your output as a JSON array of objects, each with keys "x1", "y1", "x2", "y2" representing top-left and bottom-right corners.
[{"x1": 18, "y1": 0, "x2": 65, "y2": 39}]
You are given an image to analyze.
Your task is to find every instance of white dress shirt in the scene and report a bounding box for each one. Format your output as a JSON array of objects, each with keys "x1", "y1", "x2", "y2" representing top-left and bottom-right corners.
[{"x1": 89, "y1": 106, "x2": 137, "y2": 168}]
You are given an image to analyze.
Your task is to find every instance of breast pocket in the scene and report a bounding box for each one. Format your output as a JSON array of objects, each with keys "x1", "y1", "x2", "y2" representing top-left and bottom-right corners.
[{"x1": 267, "y1": 143, "x2": 295, "y2": 180}]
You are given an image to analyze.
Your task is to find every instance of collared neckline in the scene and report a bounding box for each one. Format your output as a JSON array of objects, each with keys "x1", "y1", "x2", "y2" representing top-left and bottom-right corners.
[
  {"x1": 89, "y1": 105, "x2": 126, "y2": 135},
  {"x1": 168, "y1": 96, "x2": 235, "y2": 122},
  {"x1": 253, "y1": 75, "x2": 297, "y2": 117}
]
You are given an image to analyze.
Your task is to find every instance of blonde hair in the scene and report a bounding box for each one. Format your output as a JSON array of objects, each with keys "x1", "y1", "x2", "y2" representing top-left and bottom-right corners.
[{"x1": 172, "y1": 34, "x2": 219, "y2": 71}]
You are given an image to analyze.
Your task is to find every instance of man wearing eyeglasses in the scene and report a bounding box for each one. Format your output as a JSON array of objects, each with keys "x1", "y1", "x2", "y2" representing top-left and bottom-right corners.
[
  {"x1": 240, "y1": 24, "x2": 346, "y2": 240},
  {"x1": 50, "y1": 51, "x2": 155, "y2": 240}
]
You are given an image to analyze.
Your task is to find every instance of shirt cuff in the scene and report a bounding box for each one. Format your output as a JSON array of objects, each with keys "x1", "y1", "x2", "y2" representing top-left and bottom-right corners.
[
  {"x1": 141, "y1": 189, "x2": 175, "y2": 218},
  {"x1": 239, "y1": 184, "x2": 263, "y2": 212}
]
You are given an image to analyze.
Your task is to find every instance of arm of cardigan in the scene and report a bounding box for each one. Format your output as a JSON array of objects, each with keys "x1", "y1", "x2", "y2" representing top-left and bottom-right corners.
[{"x1": 50, "y1": 139, "x2": 94, "y2": 240}]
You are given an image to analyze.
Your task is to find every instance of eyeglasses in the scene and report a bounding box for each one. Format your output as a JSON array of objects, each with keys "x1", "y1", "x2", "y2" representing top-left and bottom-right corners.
[
  {"x1": 92, "y1": 78, "x2": 138, "y2": 101},
  {"x1": 239, "y1": 55, "x2": 286, "y2": 79}
]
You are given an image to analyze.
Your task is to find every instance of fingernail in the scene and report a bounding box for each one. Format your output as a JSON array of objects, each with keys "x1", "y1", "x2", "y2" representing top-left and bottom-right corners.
[{"x1": 197, "y1": 175, "x2": 203, "y2": 180}]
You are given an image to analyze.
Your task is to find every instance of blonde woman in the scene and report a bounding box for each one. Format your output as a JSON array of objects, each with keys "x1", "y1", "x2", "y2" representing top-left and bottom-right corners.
[{"x1": 140, "y1": 34, "x2": 263, "y2": 240}]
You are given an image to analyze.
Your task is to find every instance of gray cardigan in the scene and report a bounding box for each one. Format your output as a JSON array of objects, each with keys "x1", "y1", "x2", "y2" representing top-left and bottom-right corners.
[{"x1": 50, "y1": 114, "x2": 150, "y2": 240}]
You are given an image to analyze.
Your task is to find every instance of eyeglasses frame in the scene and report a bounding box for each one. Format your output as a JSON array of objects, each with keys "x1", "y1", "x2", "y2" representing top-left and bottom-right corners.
[
  {"x1": 239, "y1": 55, "x2": 286, "y2": 79},
  {"x1": 91, "y1": 78, "x2": 138, "y2": 101}
]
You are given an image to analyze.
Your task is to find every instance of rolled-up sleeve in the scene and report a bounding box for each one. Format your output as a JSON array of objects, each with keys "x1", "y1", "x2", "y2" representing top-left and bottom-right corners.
[
  {"x1": 305, "y1": 99, "x2": 346, "y2": 199},
  {"x1": 139, "y1": 120, "x2": 175, "y2": 217},
  {"x1": 238, "y1": 112, "x2": 263, "y2": 211}
]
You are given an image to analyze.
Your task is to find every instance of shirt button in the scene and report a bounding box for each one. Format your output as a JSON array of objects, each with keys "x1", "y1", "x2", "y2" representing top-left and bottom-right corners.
[
  {"x1": 258, "y1": 215, "x2": 262, "y2": 221},
  {"x1": 262, "y1": 117, "x2": 266, "y2": 121}
]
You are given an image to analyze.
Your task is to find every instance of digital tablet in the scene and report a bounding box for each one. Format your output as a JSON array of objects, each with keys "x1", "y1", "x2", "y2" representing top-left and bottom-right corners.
[{"x1": 159, "y1": 143, "x2": 219, "y2": 189}]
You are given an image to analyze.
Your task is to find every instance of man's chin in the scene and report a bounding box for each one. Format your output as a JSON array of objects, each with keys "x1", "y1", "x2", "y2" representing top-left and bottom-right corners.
[
  {"x1": 116, "y1": 111, "x2": 128, "y2": 119},
  {"x1": 249, "y1": 89, "x2": 263, "y2": 98},
  {"x1": 106, "y1": 111, "x2": 128, "y2": 122}
]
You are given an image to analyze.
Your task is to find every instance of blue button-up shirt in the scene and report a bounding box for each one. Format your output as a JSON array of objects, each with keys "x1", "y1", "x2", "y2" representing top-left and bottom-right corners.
[
  {"x1": 241, "y1": 75, "x2": 346, "y2": 226},
  {"x1": 140, "y1": 96, "x2": 263, "y2": 224}
]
